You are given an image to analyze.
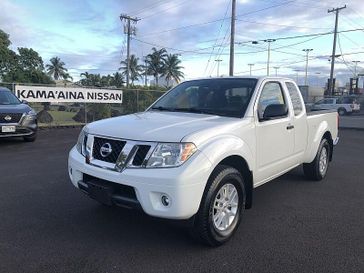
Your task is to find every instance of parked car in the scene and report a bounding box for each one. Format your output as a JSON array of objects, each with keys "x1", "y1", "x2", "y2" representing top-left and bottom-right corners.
[
  {"x1": 0, "y1": 87, "x2": 37, "y2": 141},
  {"x1": 311, "y1": 96, "x2": 361, "y2": 116},
  {"x1": 68, "y1": 77, "x2": 339, "y2": 246}
]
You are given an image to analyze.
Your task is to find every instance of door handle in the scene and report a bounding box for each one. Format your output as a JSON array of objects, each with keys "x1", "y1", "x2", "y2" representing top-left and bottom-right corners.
[{"x1": 286, "y1": 125, "x2": 294, "y2": 130}]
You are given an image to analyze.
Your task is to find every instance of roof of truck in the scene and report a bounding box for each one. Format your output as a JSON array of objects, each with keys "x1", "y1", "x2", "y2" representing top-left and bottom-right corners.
[{"x1": 183, "y1": 76, "x2": 295, "y2": 82}]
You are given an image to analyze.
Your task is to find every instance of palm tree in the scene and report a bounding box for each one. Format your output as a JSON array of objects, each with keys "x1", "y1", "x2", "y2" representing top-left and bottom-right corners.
[
  {"x1": 162, "y1": 54, "x2": 184, "y2": 87},
  {"x1": 119, "y1": 54, "x2": 143, "y2": 86},
  {"x1": 145, "y1": 47, "x2": 167, "y2": 86},
  {"x1": 46, "y1": 57, "x2": 68, "y2": 80},
  {"x1": 111, "y1": 72, "x2": 125, "y2": 88}
]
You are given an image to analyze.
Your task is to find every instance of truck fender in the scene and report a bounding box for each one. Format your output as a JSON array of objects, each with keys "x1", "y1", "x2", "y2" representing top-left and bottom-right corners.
[
  {"x1": 199, "y1": 135, "x2": 254, "y2": 173},
  {"x1": 304, "y1": 120, "x2": 332, "y2": 163}
]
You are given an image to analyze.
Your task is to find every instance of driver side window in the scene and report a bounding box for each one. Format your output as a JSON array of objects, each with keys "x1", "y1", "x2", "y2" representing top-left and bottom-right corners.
[{"x1": 258, "y1": 82, "x2": 287, "y2": 120}]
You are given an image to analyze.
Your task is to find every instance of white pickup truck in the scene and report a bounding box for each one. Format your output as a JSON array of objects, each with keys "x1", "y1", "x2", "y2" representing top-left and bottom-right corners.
[{"x1": 68, "y1": 76, "x2": 339, "y2": 246}]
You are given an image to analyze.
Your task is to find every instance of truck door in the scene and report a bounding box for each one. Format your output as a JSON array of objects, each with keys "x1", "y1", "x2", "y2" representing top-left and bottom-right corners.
[
  {"x1": 285, "y1": 82, "x2": 308, "y2": 160},
  {"x1": 254, "y1": 81, "x2": 295, "y2": 184}
]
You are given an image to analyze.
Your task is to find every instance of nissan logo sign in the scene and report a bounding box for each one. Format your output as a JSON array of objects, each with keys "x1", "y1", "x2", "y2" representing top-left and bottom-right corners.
[
  {"x1": 4, "y1": 115, "x2": 12, "y2": 121},
  {"x1": 100, "y1": 143, "x2": 112, "y2": 157}
]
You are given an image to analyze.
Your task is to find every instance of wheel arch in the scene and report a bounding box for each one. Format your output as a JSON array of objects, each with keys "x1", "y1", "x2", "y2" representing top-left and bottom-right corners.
[
  {"x1": 215, "y1": 155, "x2": 253, "y2": 209},
  {"x1": 322, "y1": 131, "x2": 333, "y2": 161}
]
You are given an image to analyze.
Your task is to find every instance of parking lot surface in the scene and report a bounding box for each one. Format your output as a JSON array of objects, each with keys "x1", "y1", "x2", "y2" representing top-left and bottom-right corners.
[{"x1": 0, "y1": 128, "x2": 363, "y2": 273}]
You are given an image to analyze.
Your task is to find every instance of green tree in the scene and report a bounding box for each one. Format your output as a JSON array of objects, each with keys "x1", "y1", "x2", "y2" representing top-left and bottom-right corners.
[
  {"x1": 111, "y1": 72, "x2": 125, "y2": 88},
  {"x1": 119, "y1": 54, "x2": 143, "y2": 86},
  {"x1": 0, "y1": 30, "x2": 53, "y2": 84},
  {"x1": 145, "y1": 47, "x2": 167, "y2": 86},
  {"x1": 46, "y1": 56, "x2": 68, "y2": 80},
  {"x1": 162, "y1": 54, "x2": 184, "y2": 87}
]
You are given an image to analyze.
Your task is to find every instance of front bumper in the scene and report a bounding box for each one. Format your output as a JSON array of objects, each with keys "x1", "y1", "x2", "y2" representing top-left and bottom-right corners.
[
  {"x1": 0, "y1": 116, "x2": 37, "y2": 138},
  {"x1": 68, "y1": 146, "x2": 212, "y2": 219}
]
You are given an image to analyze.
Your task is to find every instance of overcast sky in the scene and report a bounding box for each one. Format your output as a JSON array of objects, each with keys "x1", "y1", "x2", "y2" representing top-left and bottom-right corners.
[{"x1": 1, "y1": 0, "x2": 364, "y2": 86}]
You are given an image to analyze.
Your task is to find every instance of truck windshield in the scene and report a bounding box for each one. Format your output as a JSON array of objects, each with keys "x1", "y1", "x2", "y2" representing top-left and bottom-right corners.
[
  {"x1": 150, "y1": 78, "x2": 258, "y2": 118},
  {"x1": 0, "y1": 91, "x2": 21, "y2": 105}
]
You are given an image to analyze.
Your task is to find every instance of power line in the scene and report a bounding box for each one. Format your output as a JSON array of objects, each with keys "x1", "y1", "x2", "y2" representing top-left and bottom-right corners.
[
  {"x1": 235, "y1": 18, "x2": 332, "y2": 30},
  {"x1": 133, "y1": 28, "x2": 364, "y2": 57},
  {"x1": 337, "y1": 34, "x2": 355, "y2": 75},
  {"x1": 140, "y1": 0, "x2": 192, "y2": 20},
  {"x1": 203, "y1": 0, "x2": 231, "y2": 76},
  {"x1": 138, "y1": 0, "x2": 298, "y2": 38},
  {"x1": 128, "y1": 0, "x2": 167, "y2": 17}
]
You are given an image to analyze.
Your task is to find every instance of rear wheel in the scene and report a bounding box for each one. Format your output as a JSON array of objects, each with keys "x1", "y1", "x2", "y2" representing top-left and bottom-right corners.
[
  {"x1": 303, "y1": 138, "x2": 330, "y2": 181},
  {"x1": 191, "y1": 165, "x2": 245, "y2": 246}
]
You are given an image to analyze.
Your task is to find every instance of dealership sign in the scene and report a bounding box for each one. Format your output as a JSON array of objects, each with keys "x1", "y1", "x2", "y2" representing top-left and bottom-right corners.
[{"x1": 15, "y1": 85, "x2": 123, "y2": 103}]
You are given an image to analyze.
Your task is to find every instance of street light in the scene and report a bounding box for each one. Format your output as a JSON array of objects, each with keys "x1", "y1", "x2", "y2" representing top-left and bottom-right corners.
[
  {"x1": 264, "y1": 39, "x2": 276, "y2": 76},
  {"x1": 273, "y1": 66, "x2": 280, "y2": 76},
  {"x1": 248, "y1": 63, "x2": 255, "y2": 76},
  {"x1": 215, "y1": 59, "x2": 223, "y2": 77},
  {"x1": 293, "y1": 69, "x2": 302, "y2": 84},
  {"x1": 352, "y1": 61, "x2": 360, "y2": 77},
  {"x1": 251, "y1": 39, "x2": 276, "y2": 76},
  {"x1": 302, "y1": 49, "x2": 313, "y2": 86}
]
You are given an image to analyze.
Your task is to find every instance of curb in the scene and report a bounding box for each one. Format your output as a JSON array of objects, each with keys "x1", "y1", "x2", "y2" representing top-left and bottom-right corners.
[{"x1": 39, "y1": 124, "x2": 85, "y2": 130}]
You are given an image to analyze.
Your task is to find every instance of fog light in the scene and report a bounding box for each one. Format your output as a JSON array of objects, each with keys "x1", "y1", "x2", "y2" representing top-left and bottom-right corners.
[{"x1": 161, "y1": 195, "x2": 170, "y2": 207}]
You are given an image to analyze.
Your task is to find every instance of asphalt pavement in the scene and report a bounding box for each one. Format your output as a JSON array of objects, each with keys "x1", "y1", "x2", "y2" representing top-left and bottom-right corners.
[{"x1": 0, "y1": 128, "x2": 363, "y2": 273}]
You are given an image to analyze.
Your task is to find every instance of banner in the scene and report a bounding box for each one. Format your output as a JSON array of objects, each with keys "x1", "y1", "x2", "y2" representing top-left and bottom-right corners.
[{"x1": 15, "y1": 85, "x2": 123, "y2": 103}]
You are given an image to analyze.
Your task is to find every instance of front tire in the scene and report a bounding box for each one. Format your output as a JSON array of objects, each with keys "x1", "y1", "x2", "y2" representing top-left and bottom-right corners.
[
  {"x1": 303, "y1": 138, "x2": 330, "y2": 181},
  {"x1": 191, "y1": 165, "x2": 245, "y2": 246}
]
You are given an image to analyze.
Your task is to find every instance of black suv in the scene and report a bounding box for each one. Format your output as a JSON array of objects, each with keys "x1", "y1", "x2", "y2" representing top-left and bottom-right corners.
[{"x1": 0, "y1": 87, "x2": 37, "y2": 142}]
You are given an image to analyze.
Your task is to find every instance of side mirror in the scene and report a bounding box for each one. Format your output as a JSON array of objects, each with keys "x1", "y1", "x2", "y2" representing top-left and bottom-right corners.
[
  {"x1": 22, "y1": 100, "x2": 29, "y2": 105},
  {"x1": 262, "y1": 104, "x2": 288, "y2": 120}
]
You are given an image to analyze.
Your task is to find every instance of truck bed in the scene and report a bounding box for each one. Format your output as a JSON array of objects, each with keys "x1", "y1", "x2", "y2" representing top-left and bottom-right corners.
[{"x1": 306, "y1": 109, "x2": 337, "y2": 116}]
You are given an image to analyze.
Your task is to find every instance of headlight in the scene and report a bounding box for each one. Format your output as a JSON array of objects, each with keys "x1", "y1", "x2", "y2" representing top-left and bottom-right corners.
[
  {"x1": 76, "y1": 127, "x2": 88, "y2": 156},
  {"x1": 24, "y1": 109, "x2": 37, "y2": 120},
  {"x1": 146, "y1": 142, "x2": 197, "y2": 168}
]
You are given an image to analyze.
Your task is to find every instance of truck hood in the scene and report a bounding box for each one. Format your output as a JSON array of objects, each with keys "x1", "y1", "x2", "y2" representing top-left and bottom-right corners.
[{"x1": 86, "y1": 111, "x2": 242, "y2": 142}]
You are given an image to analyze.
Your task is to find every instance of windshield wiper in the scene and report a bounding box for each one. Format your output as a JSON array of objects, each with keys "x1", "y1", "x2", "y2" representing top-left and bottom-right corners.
[
  {"x1": 173, "y1": 107, "x2": 219, "y2": 115},
  {"x1": 150, "y1": 106, "x2": 175, "y2": 111}
]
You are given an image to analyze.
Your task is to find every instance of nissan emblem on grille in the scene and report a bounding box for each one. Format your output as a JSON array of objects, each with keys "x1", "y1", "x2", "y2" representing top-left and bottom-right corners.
[
  {"x1": 4, "y1": 115, "x2": 12, "y2": 121},
  {"x1": 100, "y1": 143, "x2": 113, "y2": 157}
]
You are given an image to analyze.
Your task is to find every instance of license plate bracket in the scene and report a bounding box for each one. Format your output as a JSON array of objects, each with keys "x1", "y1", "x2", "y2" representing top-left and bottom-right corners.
[
  {"x1": 87, "y1": 180, "x2": 114, "y2": 205},
  {"x1": 1, "y1": 126, "x2": 16, "y2": 133}
]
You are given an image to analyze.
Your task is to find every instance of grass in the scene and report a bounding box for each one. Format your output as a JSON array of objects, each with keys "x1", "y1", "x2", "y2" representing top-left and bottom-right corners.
[{"x1": 39, "y1": 110, "x2": 84, "y2": 127}]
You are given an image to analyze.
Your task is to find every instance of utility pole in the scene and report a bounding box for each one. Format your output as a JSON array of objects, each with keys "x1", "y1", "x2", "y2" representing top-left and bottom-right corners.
[
  {"x1": 352, "y1": 61, "x2": 360, "y2": 77},
  {"x1": 273, "y1": 66, "x2": 279, "y2": 76},
  {"x1": 302, "y1": 48, "x2": 313, "y2": 86},
  {"x1": 248, "y1": 63, "x2": 254, "y2": 76},
  {"x1": 120, "y1": 14, "x2": 139, "y2": 88},
  {"x1": 229, "y1": 0, "x2": 236, "y2": 76},
  {"x1": 328, "y1": 5, "x2": 346, "y2": 95},
  {"x1": 293, "y1": 69, "x2": 301, "y2": 84},
  {"x1": 264, "y1": 39, "x2": 276, "y2": 76},
  {"x1": 144, "y1": 56, "x2": 148, "y2": 86},
  {"x1": 215, "y1": 59, "x2": 223, "y2": 77}
]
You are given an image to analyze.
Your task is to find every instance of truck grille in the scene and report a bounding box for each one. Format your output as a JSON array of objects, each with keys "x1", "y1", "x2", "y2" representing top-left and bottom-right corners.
[
  {"x1": 92, "y1": 137, "x2": 126, "y2": 163},
  {"x1": 89, "y1": 136, "x2": 154, "y2": 171},
  {"x1": 0, "y1": 113, "x2": 23, "y2": 124},
  {"x1": 132, "y1": 145, "x2": 151, "y2": 166}
]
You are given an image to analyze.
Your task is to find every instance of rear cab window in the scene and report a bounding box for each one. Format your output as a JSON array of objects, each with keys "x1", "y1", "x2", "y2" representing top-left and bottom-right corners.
[{"x1": 285, "y1": 82, "x2": 304, "y2": 116}]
